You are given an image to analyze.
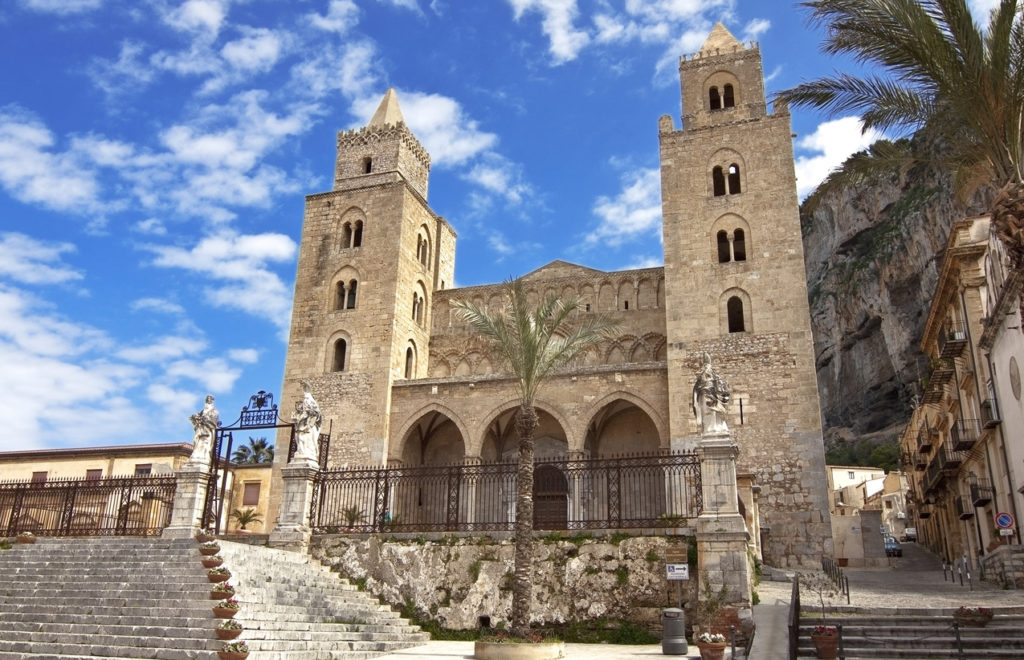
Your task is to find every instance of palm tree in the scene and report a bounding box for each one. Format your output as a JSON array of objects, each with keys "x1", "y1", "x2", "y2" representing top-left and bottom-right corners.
[
  {"x1": 230, "y1": 507, "x2": 263, "y2": 531},
  {"x1": 232, "y1": 437, "x2": 274, "y2": 464},
  {"x1": 452, "y1": 278, "x2": 617, "y2": 637},
  {"x1": 776, "y1": 0, "x2": 1024, "y2": 265}
]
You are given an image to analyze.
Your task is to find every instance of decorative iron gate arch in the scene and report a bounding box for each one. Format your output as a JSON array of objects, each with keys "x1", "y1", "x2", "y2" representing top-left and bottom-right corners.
[{"x1": 200, "y1": 390, "x2": 329, "y2": 533}]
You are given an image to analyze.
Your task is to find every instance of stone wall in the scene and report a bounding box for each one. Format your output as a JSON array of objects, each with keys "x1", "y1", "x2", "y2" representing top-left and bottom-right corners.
[
  {"x1": 981, "y1": 544, "x2": 1024, "y2": 588},
  {"x1": 311, "y1": 533, "x2": 698, "y2": 631}
]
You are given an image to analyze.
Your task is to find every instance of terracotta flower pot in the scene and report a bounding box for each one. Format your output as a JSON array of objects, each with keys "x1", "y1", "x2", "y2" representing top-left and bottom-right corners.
[
  {"x1": 196, "y1": 533, "x2": 216, "y2": 543},
  {"x1": 696, "y1": 641, "x2": 727, "y2": 660},
  {"x1": 202, "y1": 557, "x2": 224, "y2": 568},
  {"x1": 16, "y1": 536, "x2": 36, "y2": 544},
  {"x1": 199, "y1": 545, "x2": 220, "y2": 556},
  {"x1": 953, "y1": 612, "x2": 992, "y2": 628},
  {"x1": 217, "y1": 652, "x2": 248, "y2": 660},
  {"x1": 210, "y1": 589, "x2": 235, "y2": 600},
  {"x1": 208, "y1": 571, "x2": 231, "y2": 583},
  {"x1": 216, "y1": 627, "x2": 242, "y2": 640},
  {"x1": 811, "y1": 631, "x2": 839, "y2": 659},
  {"x1": 212, "y1": 606, "x2": 239, "y2": 619}
]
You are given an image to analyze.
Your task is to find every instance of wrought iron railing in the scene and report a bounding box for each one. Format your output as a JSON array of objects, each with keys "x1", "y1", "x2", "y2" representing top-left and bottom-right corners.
[
  {"x1": 0, "y1": 474, "x2": 177, "y2": 537},
  {"x1": 310, "y1": 451, "x2": 702, "y2": 534}
]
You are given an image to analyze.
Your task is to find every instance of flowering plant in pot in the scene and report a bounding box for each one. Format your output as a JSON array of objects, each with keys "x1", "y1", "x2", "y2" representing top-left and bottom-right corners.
[
  {"x1": 212, "y1": 597, "x2": 241, "y2": 618},
  {"x1": 217, "y1": 640, "x2": 249, "y2": 659},
  {"x1": 954, "y1": 606, "x2": 993, "y2": 627},
  {"x1": 216, "y1": 619, "x2": 243, "y2": 640},
  {"x1": 199, "y1": 541, "x2": 221, "y2": 556},
  {"x1": 196, "y1": 528, "x2": 216, "y2": 543},
  {"x1": 201, "y1": 554, "x2": 225, "y2": 568},
  {"x1": 208, "y1": 566, "x2": 232, "y2": 582},
  {"x1": 800, "y1": 571, "x2": 841, "y2": 659},
  {"x1": 695, "y1": 632, "x2": 727, "y2": 660},
  {"x1": 16, "y1": 531, "x2": 36, "y2": 544},
  {"x1": 210, "y1": 581, "x2": 236, "y2": 599}
]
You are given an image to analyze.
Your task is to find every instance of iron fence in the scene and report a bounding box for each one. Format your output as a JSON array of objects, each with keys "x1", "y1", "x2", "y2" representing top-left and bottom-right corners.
[
  {"x1": 0, "y1": 474, "x2": 177, "y2": 537},
  {"x1": 310, "y1": 451, "x2": 702, "y2": 534}
]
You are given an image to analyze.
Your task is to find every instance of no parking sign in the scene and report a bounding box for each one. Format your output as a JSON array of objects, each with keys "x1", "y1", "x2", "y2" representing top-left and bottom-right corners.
[{"x1": 996, "y1": 512, "x2": 1015, "y2": 536}]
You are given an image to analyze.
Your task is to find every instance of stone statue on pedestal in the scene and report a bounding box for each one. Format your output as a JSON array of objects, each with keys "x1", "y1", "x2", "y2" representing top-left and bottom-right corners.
[
  {"x1": 291, "y1": 380, "x2": 322, "y2": 465},
  {"x1": 692, "y1": 352, "x2": 731, "y2": 435},
  {"x1": 188, "y1": 395, "x2": 219, "y2": 466}
]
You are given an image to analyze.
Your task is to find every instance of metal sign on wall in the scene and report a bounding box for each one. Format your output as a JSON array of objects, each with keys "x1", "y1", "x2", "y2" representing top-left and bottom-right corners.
[{"x1": 666, "y1": 563, "x2": 690, "y2": 581}]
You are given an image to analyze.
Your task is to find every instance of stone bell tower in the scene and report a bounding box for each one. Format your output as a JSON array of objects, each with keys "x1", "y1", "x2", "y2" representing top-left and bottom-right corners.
[
  {"x1": 268, "y1": 89, "x2": 456, "y2": 526},
  {"x1": 659, "y1": 24, "x2": 833, "y2": 567}
]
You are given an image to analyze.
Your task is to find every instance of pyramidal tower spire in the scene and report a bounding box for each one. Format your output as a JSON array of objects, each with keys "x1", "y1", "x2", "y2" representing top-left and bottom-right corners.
[
  {"x1": 700, "y1": 22, "x2": 742, "y2": 54},
  {"x1": 368, "y1": 88, "x2": 406, "y2": 127}
]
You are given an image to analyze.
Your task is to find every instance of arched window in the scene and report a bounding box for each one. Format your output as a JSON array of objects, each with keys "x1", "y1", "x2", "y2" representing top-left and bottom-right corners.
[
  {"x1": 353, "y1": 220, "x2": 363, "y2": 247},
  {"x1": 362, "y1": 157, "x2": 372, "y2": 174},
  {"x1": 728, "y1": 164, "x2": 741, "y2": 194},
  {"x1": 405, "y1": 346, "x2": 415, "y2": 378},
  {"x1": 723, "y1": 84, "x2": 735, "y2": 108},
  {"x1": 727, "y1": 297, "x2": 745, "y2": 333},
  {"x1": 416, "y1": 293, "x2": 424, "y2": 324},
  {"x1": 416, "y1": 236, "x2": 423, "y2": 263},
  {"x1": 411, "y1": 292, "x2": 420, "y2": 322},
  {"x1": 341, "y1": 222, "x2": 353, "y2": 249},
  {"x1": 709, "y1": 86, "x2": 722, "y2": 111},
  {"x1": 332, "y1": 338, "x2": 347, "y2": 371},
  {"x1": 733, "y1": 229, "x2": 747, "y2": 262},
  {"x1": 717, "y1": 230, "x2": 731, "y2": 263},
  {"x1": 335, "y1": 282, "x2": 347, "y2": 310},
  {"x1": 346, "y1": 280, "x2": 357, "y2": 309},
  {"x1": 712, "y1": 166, "x2": 726, "y2": 197}
]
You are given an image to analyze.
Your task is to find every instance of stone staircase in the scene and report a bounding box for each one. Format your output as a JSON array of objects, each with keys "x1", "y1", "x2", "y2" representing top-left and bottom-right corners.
[
  {"x1": 0, "y1": 536, "x2": 428, "y2": 659},
  {"x1": 797, "y1": 607, "x2": 1024, "y2": 658}
]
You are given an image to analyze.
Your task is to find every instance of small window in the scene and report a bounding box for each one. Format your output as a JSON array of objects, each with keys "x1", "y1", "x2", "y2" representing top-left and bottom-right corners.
[
  {"x1": 585, "y1": 303, "x2": 591, "y2": 312},
  {"x1": 712, "y1": 166, "x2": 726, "y2": 196},
  {"x1": 242, "y1": 482, "x2": 261, "y2": 506},
  {"x1": 723, "y1": 84, "x2": 735, "y2": 108},
  {"x1": 353, "y1": 220, "x2": 363, "y2": 247},
  {"x1": 346, "y1": 280, "x2": 357, "y2": 309},
  {"x1": 717, "y1": 230, "x2": 731, "y2": 263},
  {"x1": 728, "y1": 164, "x2": 741, "y2": 194},
  {"x1": 405, "y1": 347, "x2": 415, "y2": 378},
  {"x1": 727, "y1": 296, "x2": 745, "y2": 333},
  {"x1": 32, "y1": 471, "x2": 47, "y2": 483},
  {"x1": 335, "y1": 282, "x2": 347, "y2": 310},
  {"x1": 623, "y1": 300, "x2": 629, "y2": 310},
  {"x1": 848, "y1": 471, "x2": 855, "y2": 480},
  {"x1": 885, "y1": 500, "x2": 893, "y2": 509},
  {"x1": 134, "y1": 464, "x2": 152, "y2": 476},
  {"x1": 332, "y1": 338, "x2": 347, "y2": 372},
  {"x1": 362, "y1": 157, "x2": 372, "y2": 174},
  {"x1": 86, "y1": 469, "x2": 102, "y2": 481},
  {"x1": 733, "y1": 229, "x2": 746, "y2": 261},
  {"x1": 341, "y1": 222, "x2": 353, "y2": 248},
  {"x1": 709, "y1": 86, "x2": 722, "y2": 111}
]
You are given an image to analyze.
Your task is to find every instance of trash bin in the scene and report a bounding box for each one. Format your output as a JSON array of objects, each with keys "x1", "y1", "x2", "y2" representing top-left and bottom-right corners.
[{"x1": 661, "y1": 607, "x2": 688, "y2": 655}]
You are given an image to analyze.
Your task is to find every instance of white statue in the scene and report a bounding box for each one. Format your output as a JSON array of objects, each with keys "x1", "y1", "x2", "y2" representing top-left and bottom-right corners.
[
  {"x1": 692, "y1": 352, "x2": 731, "y2": 435},
  {"x1": 291, "y1": 381, "x2": 322, "y2": 465},
  {"x1": 188, "y1": 395, "x2": 219, "y2": 466}
]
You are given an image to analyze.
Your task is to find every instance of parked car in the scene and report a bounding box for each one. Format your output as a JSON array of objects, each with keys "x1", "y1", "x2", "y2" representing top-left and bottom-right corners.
[
  {"x1": 901, "y1": 527, "x2": 917, "y2": 542},
  {"x1": 884, "y1": 536, "x2": 903, "y2": 557}
]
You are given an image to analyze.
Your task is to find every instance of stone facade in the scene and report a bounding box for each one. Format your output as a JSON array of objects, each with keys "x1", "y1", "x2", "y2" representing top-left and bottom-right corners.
[{"x1": 272, "y1": 24, "x2": 832, "y2": 568}]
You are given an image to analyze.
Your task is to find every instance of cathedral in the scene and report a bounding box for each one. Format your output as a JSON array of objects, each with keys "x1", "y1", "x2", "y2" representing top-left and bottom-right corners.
[{"x1": 272, "y1": 24, "x2": 833, "y2": 567}]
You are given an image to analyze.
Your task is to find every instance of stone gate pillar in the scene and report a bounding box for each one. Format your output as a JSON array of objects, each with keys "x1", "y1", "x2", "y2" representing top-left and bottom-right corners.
[
  {"x1": 268, "y1": 463, "x2": 318, "y2": 552},
  {"x1": 163, "y1": 468, "x2": 209, "y2": 538}
]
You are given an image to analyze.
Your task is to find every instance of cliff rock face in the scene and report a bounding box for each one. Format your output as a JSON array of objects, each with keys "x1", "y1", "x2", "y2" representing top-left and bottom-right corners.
[{"x1": 801, "y1": 143, "x2": 986, "y2": 442}]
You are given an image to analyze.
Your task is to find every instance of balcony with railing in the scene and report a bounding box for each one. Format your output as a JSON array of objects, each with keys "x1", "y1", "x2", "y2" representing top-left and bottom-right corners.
[
  {"x1": 925, "y1": 457, "x2": 945, "y2": 492},
  {"x1": 938, "y1": 320, "x2": 968, "y2": 358},
  {"x1": 971, "y1": 479, "x2": 994, "y2": 506},
  {"x1": 951, "y1": 418, "x2": 981, "y2": 452},
  {"x1": 912, "y1": 451, "x2": 927, "y2": 471},
  {"x1": 918, "y1": 503, "x2": 932, "y2": 519},
  {"x1": 956, "y1": 495, "x2": 975, "y2": 520},
  {"x1": 937, "y1": 444, "x2": 967, "y2": 473},
  {"x1": 917, "y1": 425, "x2": 934, "y2": 453},
  {"x1": 981, "y1": 399, "x2": 1001, "y2": 428}
]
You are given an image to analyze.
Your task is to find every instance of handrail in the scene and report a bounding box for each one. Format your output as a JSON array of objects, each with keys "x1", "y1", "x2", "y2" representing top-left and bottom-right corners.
[{"x1": 788, "y1": 575, "x2": 800, "y2": 660}]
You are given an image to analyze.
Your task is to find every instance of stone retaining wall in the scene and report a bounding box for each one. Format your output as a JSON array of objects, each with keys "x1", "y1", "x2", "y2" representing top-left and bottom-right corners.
[{"x1": 982, "y1": 544, "x2": 1024, "y2": 588}]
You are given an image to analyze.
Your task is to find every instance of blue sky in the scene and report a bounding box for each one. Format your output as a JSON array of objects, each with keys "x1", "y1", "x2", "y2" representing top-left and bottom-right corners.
[{"x1": 0, "y1": 0, "x2": 998, "y2": 452}]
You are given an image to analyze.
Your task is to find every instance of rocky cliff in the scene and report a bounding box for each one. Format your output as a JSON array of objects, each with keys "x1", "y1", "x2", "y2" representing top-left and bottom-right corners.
[{"x1": 801, "y1": 134, "x2": 988, "y2": 446}]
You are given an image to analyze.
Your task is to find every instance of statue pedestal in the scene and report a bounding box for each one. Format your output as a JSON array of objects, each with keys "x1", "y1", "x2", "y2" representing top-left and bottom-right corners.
[
  {"x1": 163, "y1": 469, "x2": 209, "y2": 539},
  {"x1": 268, "y1": 463, "x2": 318, "y2": 552}
]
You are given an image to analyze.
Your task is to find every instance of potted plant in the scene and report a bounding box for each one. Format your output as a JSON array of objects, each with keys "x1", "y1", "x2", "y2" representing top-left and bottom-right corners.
[
  {"x1": 217, "y1": 640, "x2": 249, "y2": 659},
  {"x1": 341, "y1": 505, "x2": 365, "y2": 531},
  {"x1": 210, "y1": 582, "x2": 236, "y2": 600},
  {"x1": 216, "y1": 619, "x2": 243, "y2": 640},
  {"x1": 201, "y1": 554, "x2": 225, "y2": 569},
  {"x1": 953, "y1": 605, "x2": 993, "y2": 628},
  {"x1": 800, "y1": 571, "x2": 840, "y2": 659},
  {"x1": 16, "y1": 531, "x2": 36, "y2": 544},
  {"x1": 229, "y1": 508, "x2": 262, "y2": 533},
  {"x1": 695, "y1": 632, "x2": 727, "y2": 660},
  {"x1": 196, "y1": 528, "x2": 216, "y2": 543},
  {"x1": 199, "y1": 541, "x2": 221, "y2": 556},
  {"x1": 212, "y1": 597, "x2": 241, "y2": 619},
  {"x1": 208, "y1": 566, "x2": 232, "y2": 583},
  {"x1": 691, "y1": 571, "x2": 729, "y2": 637}
]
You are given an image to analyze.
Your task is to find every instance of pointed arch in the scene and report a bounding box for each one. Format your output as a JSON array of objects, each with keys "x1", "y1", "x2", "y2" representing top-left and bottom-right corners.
[
  {"x1": 720, "y1": 287, "x2": 752, "y2": 334},
  {"x1": 472, "y1": 398, "x2": 574, "y2": 458},
  {"x1": 390, "y1": 403, "x2": 471, "y2": 467},
  {"x1": 583, "y1": 391, "x2": 667, "y2": 455}
]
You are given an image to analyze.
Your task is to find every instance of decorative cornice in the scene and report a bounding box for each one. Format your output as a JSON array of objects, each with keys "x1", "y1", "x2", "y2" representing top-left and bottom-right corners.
[{"x1": 338, "y1": 121, "x2": 430, "y2": 170}]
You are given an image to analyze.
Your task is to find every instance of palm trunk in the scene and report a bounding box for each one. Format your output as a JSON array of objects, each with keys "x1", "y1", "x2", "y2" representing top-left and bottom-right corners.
[
  {"x1": 511, "y1": 403, "x2": 537, "y2": 637},
  {"x1": 992, "y1": 181, "x2": 1024, "y2": 268}
]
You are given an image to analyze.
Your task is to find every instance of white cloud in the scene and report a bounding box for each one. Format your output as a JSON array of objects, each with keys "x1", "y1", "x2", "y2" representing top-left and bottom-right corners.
[
  {"x1": 794, "y1": 116, "x2": 883, "y2": 199},
  {"x1": 378, "y1": 0, "x2": 422, "y2": 13},
  {"x1": 19, "y1": 0, "x2": 102, "y2": 14},
  {"x1": 0, "y1": 233, "x2": 83, "y2": 285},
  {"x1": 144, "y1": 231, "x2": 297, "y2": 332},
  {"x1": 968, "y1": 0, "x2": 1001, "y2": 20},
  {"x1": 742, "y1": 18, "x2": 770, "y2": 41},
  {"x1": 166, "y1": 356, "x2": 243, "y2": 392},
  {"x1": 463, "y1": 155, "x2": 532, "y2": 205},
  {"x1": 133, "y1": 218, "x2": 168, "y2": 235},
  {"x1": 132, "y1": 297, "x2": 185, "y2": 315},
  {"x1": 163, "y1": 0, "x2": 228, "y2": 37},
  {"x1": 587, "y1": 167, "x2": 663, "y2": 248},
  {"x1": 220, "y1": 28, "x2": 287, "y2": 74},
  {"x1": 88, "y1": 41, "x2": 157, "y2": 97},
  {"x1": 508, "y1": 0, "x2": 591, "y2": 64},
  {"x1": 116, "y1": 336, "x2": 208, "y2": 363},
  {"x1": 228, "y1": 348, "x2": 259, "y2": 363},
  {"x1": 290, "y1": 41, "x2": 380, "y2": 101},
  {"x1": 308, "y1": 0, "x2": 360, "y2": 33}
]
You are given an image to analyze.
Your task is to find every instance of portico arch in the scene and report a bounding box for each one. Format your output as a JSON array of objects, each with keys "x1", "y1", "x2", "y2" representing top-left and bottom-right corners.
[
  {"x1": 390, "y1": 403, "x2": 471, "y2": 466},
  {"x1": 583, "y1": 391, "x2": 667, "y2": 454},
  {"x1": 470, "y1": 398, "x2": 576, "y2": 458}
]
